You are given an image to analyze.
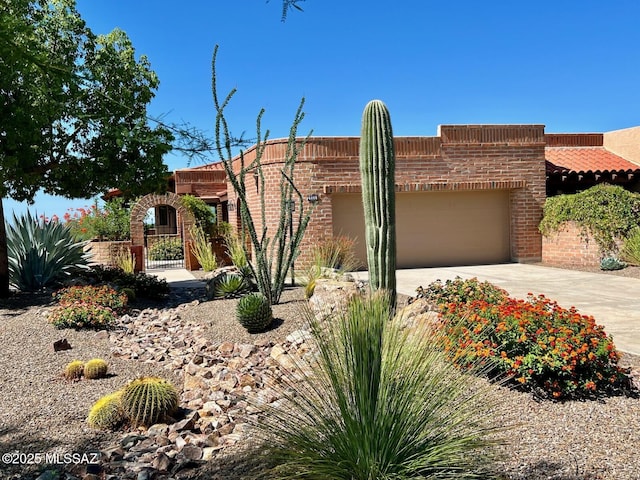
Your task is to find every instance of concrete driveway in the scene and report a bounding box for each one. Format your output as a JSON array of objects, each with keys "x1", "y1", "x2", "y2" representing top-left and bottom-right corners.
[{"x1": 352, "y1": 264, "x2": 640, "y2": 356}]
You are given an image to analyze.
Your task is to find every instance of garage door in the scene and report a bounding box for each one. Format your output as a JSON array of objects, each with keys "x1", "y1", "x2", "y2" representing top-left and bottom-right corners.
[{"x1": 331, "y1": 190, "x2": 511, "y2": 268}]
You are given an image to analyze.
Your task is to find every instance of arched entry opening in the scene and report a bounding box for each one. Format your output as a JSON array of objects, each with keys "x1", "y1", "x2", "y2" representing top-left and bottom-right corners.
[{"x1": 130, "y1": 193, "x2": 196, "y2": 271}]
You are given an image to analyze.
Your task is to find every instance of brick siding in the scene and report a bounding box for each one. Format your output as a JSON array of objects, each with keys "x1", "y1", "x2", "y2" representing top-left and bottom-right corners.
[{"x1": 227, "y1": 125, "x2": 547, "y2": 267}]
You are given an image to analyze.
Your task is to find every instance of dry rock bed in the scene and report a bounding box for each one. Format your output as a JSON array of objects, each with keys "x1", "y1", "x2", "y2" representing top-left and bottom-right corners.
[{"x1": 0, "y1": 280, "x2": 639, "y2": 480}]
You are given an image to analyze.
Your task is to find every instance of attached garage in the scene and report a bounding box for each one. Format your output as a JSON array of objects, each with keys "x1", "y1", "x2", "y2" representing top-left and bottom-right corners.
[{"x1": 331, "y1": 190, "x2": 511, "y2": 268}]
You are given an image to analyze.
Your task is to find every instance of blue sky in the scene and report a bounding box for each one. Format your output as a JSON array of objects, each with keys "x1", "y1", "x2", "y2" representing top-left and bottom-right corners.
[{"x1": 7, "y1": 0, "x2": 640, "y2": 219}]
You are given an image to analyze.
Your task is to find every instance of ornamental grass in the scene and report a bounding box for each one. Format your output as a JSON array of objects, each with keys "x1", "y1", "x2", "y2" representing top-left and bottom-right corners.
[{"x1": 251, "y1": 293, "x2": 504, "y2": 479}]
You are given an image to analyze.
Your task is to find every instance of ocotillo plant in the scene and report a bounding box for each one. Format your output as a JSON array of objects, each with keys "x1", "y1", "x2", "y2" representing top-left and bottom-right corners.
[
  {"x1": 359, "y1": 100, "x2": 397, "y2": 307},
  {"x1": 212, "y1": 45, "x2": 316, "y2": 305}
]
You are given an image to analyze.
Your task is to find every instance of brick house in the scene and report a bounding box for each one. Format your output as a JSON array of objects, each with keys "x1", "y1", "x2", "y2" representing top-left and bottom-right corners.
[
  {"x1": 173, "y1": 124, "x2": 640, "y2": 269},
  {"x1": 176, "y1": 124, "x2": 551, "y2": 268}
]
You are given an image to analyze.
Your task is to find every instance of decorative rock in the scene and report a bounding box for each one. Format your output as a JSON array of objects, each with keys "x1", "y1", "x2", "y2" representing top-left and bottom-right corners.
[
  {"x1": 151, "y1": 452, "x2": 172, "y2": 472},
  {"x1": 53, "y1": 339, "x2": 72, "y2": 352},
  {"x1": 181, "y1": 445, "x2": 203, "y2": 461}
]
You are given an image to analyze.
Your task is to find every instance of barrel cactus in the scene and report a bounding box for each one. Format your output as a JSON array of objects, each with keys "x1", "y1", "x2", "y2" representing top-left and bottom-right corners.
[
  {"x1": 64, "y1": 360, "x2": 84, "y2": 380},
  {"x1": 84, "y1": 358, "x2": 108, "y2": 379},
  {"x1": 87, "y1": 391, "x2": 126, "y2": 430},
  {"x1": 359, "y1": 100, "x2": 397, "y2": 306},
  {"x1": 120, "y1": 377, "x2": 179, "y2": 427},
  {"x1": 237, "y1": 292, "x2": 273, "y2": 333}
]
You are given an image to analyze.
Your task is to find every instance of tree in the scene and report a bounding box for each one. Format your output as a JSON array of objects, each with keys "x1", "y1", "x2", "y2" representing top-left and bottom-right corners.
[{"x1": 0, "y1": 0, "x2": 172, "y2": 296}]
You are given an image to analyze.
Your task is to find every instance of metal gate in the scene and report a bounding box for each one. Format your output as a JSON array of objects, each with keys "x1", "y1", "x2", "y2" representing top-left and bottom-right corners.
[{"x1": 145, "y1": 233, "x2": 185, "y2": 270}]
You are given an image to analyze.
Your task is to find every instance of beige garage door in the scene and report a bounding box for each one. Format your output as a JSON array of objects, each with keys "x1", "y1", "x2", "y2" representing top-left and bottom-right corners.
[{"x1": 331, "y1": 190, "x2": 511, "y2": 268}]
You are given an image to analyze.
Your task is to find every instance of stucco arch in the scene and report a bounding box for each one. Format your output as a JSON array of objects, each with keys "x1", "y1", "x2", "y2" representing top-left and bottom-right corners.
[{"x1": 130, "y1": 193, "x2": 196, "y2": 270}]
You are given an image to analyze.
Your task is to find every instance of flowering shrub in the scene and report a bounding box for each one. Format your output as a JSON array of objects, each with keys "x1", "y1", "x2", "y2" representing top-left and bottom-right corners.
[
  {"x1": 50, "y1": 285, "x2": 127, "y2": 330},
  {"x1": 439, "y1": 294, "x2": 630, "y2": 399},
  {"x1": 409, "y1": 276, "x2": 508, "y2": 308},
  {"x1": 49, "y1": 302, "x2": 117, "y2": 329},
  {"x1": 54, "y1": 285, "x2": 128, "y2": 313},
  {"x1": 64, "y1": 198, "x2": 130, "y2": 241}
]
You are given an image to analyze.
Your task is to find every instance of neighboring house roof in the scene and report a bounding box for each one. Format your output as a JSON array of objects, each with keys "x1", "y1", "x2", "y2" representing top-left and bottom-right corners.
[
  {"x1": 544, "y1": 133, "x2": 640, "y2": 194},
  {"x1": 545, "y1": 147, "x2": 640, "y2": 174}
]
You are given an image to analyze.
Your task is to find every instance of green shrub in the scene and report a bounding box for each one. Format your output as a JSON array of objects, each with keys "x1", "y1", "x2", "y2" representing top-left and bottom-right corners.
[
  {"x1": 48, "y1": 302, "x2": 117, "y2": 330},
  {"x1": 237, "y1": 293, "x2": 273, "y2": 333},
  {"x1": 439, "y1": 294, "x2": 630, "y2": 400},
  {"x1": 82, "y1": 266, "x2": 169, "y2": 299},
  {"x1": 253, "y1": 293, "x2": 501, "y2": 479},
  {"x1": 181, "y1": 194, "x2": 216, "y2": 233},
  {"x1": 7, "y1": 211, "x2": 90, "y2": 291},
  {"x1": 600, "y1": 256, "x2": 626, "y2": 271},
  {"x1": 54, "y1": 285, "x2": 128, "y2": 313},
  {"x1": 148, "y1": 237, "x2": 184, "y2": 261},
  {"x1": 410, "y1": 276, "x2": 508, "y2": 308},
  {"x1": 539, "y1": 184, "x2": 640, "y2": 254},
  {"x1": 621, "y1": 227, "x2": 640, "y2": 265},
  {"x1": 65, "y1": 197, "x2": 130, "y2": 241}
]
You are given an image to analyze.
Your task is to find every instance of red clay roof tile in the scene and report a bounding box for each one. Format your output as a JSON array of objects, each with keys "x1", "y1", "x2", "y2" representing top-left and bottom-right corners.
[{"x1": 545, "y1": 147, "x2": 640, "y2": 174}]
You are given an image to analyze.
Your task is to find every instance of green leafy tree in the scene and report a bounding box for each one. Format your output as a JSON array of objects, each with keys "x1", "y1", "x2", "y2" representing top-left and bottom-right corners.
[{"x1": 0, "y1": 0, "x2": 173, "y2": 296}]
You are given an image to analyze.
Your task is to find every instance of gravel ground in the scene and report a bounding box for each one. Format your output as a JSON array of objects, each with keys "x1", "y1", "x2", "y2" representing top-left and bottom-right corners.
[{"x1": 0, "y1": 272, "x2": 639, "y2": 479}]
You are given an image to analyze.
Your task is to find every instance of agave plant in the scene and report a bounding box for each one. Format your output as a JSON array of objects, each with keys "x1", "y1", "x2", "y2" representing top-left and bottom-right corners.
[
  {"x1": 7, "y1": 211, "x2": 91, "y2": 291},
  {"x1": 252, "y1": 293, "x2": 504, "y2": 479}
]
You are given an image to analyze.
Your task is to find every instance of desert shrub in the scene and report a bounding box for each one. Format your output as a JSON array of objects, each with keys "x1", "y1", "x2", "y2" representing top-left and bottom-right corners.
[
  {"x1": 302, "y1": 235, "x2": 361, "y2": 298},
  {"x1": 7, "y1": 211, "x2": 90, "y2": 291},
  {"x1": 112, "y1": 248, "x2": 135, "y2": 274},
  {"x1": 54, "y1": 285, "x2": 128, "y2": 313},
  {"x1": 65, "y1": 197, "x2": 130, "y2": 241},
  {"x1": 48, "y1": 302, "x2": 117, "y2": 329},
  {"x1": 148, "y1": 237, "x2": 183, "y2": 261},
  {"x1": 620, "y1": 227, "x2": 640, "y2": 265},
  {"x1": 252, "y1": 293, "x2": 502, "y2": 479},
  {"x1": 439, "y1": 294, "x2": 630, "y2": 399},
  {"x1": 189, "y1": 225, "x2": 217, "y2": 271},
  {"x1": 210, "y1": 221, "x2": 232, "y2": 238},
  {"x1": 600, "y1": 256, "x2": 626, "y2": 271},
  {"x1": 83, "y1": 265, "x2": 169, "y2": 299},
  {"x1": 539, "y1": 184, "x2": 640, "y2": 254},
  {"x1": 64, "y1": 360, "x2": 84, "y2": 380},
  {"x1": 410, "y1": 276, "x2": 508, "y2": 308},
  {"x1": 225, "y1": 231, "x2": 248, "y2": 268},
  {"x1": 311, "y1": 235, "x2": 360, "y2": 272},
  {"x1": 180, "y1": 194, "x2": 216, "y2": 233}
]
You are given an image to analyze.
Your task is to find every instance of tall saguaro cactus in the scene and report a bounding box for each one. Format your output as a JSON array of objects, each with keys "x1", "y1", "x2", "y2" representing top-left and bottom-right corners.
[{"x1": 359, "y1": 100, "x2": 397, "y2": 306}]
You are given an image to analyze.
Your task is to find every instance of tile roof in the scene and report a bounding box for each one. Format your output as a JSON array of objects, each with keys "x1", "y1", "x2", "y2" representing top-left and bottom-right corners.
[{"x1": 545, "y1": 147, "x2": 640, "y2": 174}]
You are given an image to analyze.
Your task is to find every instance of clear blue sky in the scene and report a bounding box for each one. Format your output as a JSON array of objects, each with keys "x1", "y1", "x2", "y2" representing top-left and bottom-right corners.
[{"x1": 7, "y1": 0, "x2": 640, "y2": 219}]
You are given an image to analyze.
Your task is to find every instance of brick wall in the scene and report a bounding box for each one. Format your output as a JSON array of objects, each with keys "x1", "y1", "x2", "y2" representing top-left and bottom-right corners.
[
  {"x1": 86, "y1": 240, "x2": 132, "y2": 267},
  {"x1": 541, "y1": 221, "x2": 625, "y2": 267},
  {"x1": 227, "y1": 124, "x2": 547, "y2": 268},
  {"x1": 541, "y1": 222, "x2": 601, "y2": 267}
]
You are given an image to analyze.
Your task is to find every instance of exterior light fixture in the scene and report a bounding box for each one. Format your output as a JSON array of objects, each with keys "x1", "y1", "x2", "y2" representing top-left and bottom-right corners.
[{"x1": 307, "y1": 193, "x2": 319, "y2": 203}]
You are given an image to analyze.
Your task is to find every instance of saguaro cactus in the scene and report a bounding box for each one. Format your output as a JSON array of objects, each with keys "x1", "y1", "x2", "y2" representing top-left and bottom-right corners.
[{"x1": 359, "y1": 100, "x2": 397, "y2": 306}]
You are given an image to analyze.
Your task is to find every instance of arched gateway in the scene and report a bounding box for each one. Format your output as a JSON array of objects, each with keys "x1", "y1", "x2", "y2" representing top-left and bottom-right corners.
[{"x1": 130, "y1": 193, "x2": 196, "y2": 271}]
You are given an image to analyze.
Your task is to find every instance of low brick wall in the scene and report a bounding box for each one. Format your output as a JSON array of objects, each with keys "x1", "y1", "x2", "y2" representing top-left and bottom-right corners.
[
  {"x1": 86, "y1": 240, "x2": 132, "y2": 267},
  {"x1": 541, "y1": 222, "x2": 602, "y2": 267}
]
